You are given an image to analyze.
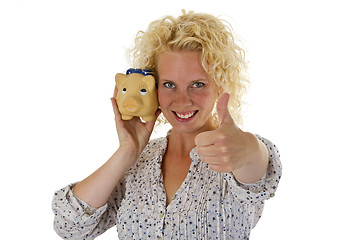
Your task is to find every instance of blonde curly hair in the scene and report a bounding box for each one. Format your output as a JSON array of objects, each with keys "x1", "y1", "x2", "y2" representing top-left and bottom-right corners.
[{"x1": 130, "y1": 10, "x2": 249, "y2": 126}]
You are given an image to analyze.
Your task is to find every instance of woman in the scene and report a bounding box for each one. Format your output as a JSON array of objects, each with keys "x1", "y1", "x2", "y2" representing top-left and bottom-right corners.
[{"x1": 52, "y1": 10, "x2": 281, "y2": 239}]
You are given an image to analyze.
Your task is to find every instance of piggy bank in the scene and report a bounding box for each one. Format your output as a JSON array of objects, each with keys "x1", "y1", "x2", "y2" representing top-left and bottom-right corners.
[{"x1": 115, "y1": 69, "x2": 159, "y2": 121}]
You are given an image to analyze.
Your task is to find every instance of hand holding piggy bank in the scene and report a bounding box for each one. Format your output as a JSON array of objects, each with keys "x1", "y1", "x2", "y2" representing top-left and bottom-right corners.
[{"x1": 115, "y1": 69, "x2": 159, "y2": 121}]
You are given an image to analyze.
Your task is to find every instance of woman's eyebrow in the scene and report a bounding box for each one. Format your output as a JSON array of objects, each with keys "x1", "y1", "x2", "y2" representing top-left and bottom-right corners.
[
  {"x1": 157, "y1": 77, "x2": 209, "y2": 83},
  {"x1": 189, "y1": 79, "x2": 209, "y2": 84},
  {"x1": 158, "y1": 79, "x2": 174, "y2": 82}
]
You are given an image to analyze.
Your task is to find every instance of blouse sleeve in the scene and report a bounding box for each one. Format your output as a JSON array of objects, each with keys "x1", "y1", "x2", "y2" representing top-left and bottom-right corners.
[
  {"x1": 52, "y1": 179, "x2": 125, "y2": 239},
  {"x1": 224, "y1": 134, "x2": 282, "y2": 204}
]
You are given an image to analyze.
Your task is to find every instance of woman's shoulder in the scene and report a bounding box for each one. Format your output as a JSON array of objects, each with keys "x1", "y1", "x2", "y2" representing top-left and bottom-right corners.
[
  {"x1": 125, "y1": 136, "x2": 167, "y2": 176},
  {"x1": 149, "y1": 136, "x2": 167, "y2": 145},
  {"x1": 145, "y1": 136, "x2": 168, "y2": 151},
  {"x1": 135, "y1": 136, "x2": 168, "y2": 163}
]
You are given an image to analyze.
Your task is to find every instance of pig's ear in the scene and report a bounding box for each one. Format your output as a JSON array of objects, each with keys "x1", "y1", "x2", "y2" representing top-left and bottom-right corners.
[
  {"x1": 143, "y1": 75, "x2": 156, "y2": 91},
  {"x1": 115, "y1": 73, "x2": 126, "y2": 87}
]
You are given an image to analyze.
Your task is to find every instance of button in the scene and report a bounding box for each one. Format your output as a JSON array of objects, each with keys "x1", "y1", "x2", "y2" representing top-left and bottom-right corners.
[
  {"x1": 160, "y1": 212, "x2": 164, "y2": 218},
  {"x1": 270, "y1": 193, "x2": 275, "y2": 198},
  {"x1": 84, "y1": 206, "x2": 94, "y2": 215}
]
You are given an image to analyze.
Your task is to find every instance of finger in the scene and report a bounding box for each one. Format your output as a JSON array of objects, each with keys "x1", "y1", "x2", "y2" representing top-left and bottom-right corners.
[
  {"x1": 113, "y1": 86, "x2": 118, "y2": 98},
  {"x1": 111, "y1": 97, "x2": 122, "y2": 121},
  {"x1": 144, "y1": 109, "x2": 162, "y2": 132},
  {"x1": 208, "y1": 164, "x2": 230, "y2": 173},
  {"x1": 155, "y1": 108, "x2": 162, "y2": 119},
  {"x1": 196, "y1": 145, "x2": 223, "y2": 157},
  {"x1": 195, "y1": 130, "x2": 220, "y2": 147},
  {"x1": 216, "y1": 93, "x2": 233, "y2": 125},
  {"x1": 199, "y1": 155, "x2": 221, "y2": 165}
]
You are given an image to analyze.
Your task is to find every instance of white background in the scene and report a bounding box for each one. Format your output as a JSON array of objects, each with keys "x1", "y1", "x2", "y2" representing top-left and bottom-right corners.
[{"x1": 1, "y1": 0, "x2": 359, "y2": 239}]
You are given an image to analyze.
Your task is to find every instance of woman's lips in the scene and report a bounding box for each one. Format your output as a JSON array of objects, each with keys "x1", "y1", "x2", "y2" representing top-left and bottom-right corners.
[{"x1": 172, "y1": 110, "x2": 198, "y2": 121}]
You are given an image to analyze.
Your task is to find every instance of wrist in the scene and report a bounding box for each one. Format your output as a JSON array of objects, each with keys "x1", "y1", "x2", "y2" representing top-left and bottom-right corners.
[
  {"x1": 232, "y1": 133, "x2": 269, "y2": 184},
  {"x1": 114, "y1": 146, "x2": 139, "y2": 163}
]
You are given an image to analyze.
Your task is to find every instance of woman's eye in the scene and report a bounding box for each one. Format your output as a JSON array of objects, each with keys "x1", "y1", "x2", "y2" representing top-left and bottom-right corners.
[
  {"x1": 140, "y1": 89, "x2": 147, "y2": 95},
  {"x1": 192, "y1": 82, "x2": 205, "y2": 88},
  {"x1": 122, "y1": 88, "x2": 126, "y2": 94},
  {"x1": 164, "y1": 82, "x2": 175, "y2": 89}
]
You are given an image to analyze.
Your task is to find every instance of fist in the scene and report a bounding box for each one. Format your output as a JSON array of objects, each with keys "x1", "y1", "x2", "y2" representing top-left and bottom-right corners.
[{"x1": 195, "y1": 93, "x2": 260, "y2": 173}]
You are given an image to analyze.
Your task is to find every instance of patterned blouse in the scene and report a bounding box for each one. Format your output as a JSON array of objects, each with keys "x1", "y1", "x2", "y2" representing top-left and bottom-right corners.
[{"x1": 52, "y1": 135, "x2": 281, "y2": 239}]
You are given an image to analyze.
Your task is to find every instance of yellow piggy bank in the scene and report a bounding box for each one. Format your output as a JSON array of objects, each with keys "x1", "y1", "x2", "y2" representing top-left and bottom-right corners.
[{"x1": 115, "y1": 69, "x2": 159, "y2": 121}]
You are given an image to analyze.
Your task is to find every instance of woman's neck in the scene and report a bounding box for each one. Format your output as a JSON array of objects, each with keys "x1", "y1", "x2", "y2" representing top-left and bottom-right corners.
[{"x1": 167, "y1": 130, "x2": 197, "y2": 157}]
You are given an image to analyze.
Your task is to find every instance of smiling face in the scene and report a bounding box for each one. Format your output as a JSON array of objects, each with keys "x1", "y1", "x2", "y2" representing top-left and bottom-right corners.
[{"x1": 157, "y1": 50, "x2": 219, "y2": 135}]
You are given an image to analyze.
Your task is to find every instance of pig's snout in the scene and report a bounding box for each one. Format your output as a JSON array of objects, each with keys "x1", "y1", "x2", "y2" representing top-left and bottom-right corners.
[{"x1": 122, "y1": 98, "x2": 139, "y2": 112}]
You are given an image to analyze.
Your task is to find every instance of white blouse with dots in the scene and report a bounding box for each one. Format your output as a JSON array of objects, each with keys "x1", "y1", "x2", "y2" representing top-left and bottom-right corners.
[{"x1": 52, "y1": 135, "x2": 281, "y2": 239}]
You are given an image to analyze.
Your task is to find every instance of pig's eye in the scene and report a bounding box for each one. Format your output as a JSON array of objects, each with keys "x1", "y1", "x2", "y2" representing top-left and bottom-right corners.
[
  {"x1": 122, "y1": 88, "x2": 126, "y2": 94},
  {"x1": 140, "y1": 89, "x2": 147, "y2": 96}
]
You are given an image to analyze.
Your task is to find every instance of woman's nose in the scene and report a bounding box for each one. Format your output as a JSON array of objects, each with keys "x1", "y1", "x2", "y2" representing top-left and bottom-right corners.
[{"x1": 174, "y1": 90, "x2": 192, "y2": 106}]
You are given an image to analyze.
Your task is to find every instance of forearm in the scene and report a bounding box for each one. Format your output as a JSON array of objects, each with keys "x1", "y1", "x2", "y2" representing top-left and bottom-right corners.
[
  {"x1": 73, "y1": 147, "x2": 137, "y2": 208},
  {"x1": 232, "y1": 136, "x2": 269, "y2": 184}
]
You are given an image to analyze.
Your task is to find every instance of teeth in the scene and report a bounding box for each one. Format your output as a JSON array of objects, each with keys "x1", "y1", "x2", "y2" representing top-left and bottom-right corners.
[{"x1": 175, "y1": 111, "x2": 196, "y2": 119}]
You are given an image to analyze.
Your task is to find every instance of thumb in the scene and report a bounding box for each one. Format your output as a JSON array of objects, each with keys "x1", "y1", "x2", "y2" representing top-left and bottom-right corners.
[
  {"x1": 144, "y1": 108, "x2": 162, "y2": 132},
  {"x1": 216, "y1": 93, "x2": 233, "y2": 125}
]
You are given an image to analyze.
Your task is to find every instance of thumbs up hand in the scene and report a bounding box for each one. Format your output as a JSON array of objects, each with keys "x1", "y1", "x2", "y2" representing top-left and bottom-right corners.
[{"x1": 195, "y1": 93, "x2": 268, "y2": 177}]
